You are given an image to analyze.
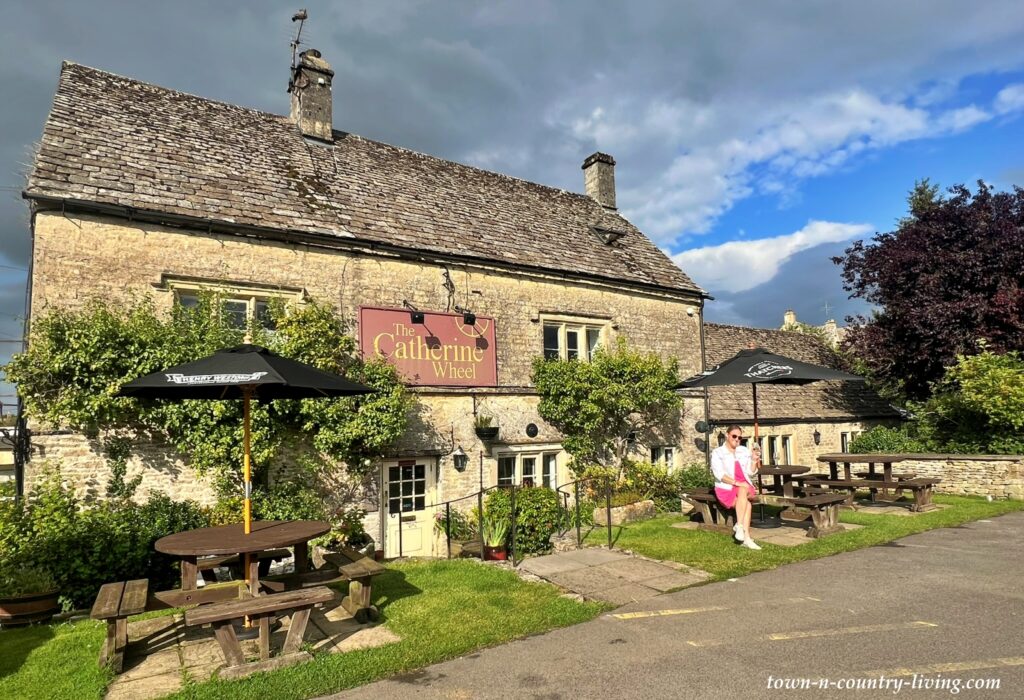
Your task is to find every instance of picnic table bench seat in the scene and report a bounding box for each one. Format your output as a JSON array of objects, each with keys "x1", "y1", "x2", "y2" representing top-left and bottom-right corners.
[
  {"x1": 791, "y1": 493, "x2": 847, "y2": 538},
  {"x1": 682, "y1": 488, "x2": 735, "y2": 533},
  {"x1": 91, "y1": 579, "x2": 149, "y2": 672},
  {"x1": 183, "y1": 585, "x2": 334, "y2": 680},
  {"x1": 260, "y1": 545, "x2": 385, "y2": 623}
]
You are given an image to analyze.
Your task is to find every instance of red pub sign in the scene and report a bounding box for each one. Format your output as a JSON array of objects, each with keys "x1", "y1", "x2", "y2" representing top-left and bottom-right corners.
[{"x1": 359, "y1": 307, "x2": 498, "y2": 386}]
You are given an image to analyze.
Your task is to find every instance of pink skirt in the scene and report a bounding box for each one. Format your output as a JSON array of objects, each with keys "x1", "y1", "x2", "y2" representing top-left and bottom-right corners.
[{"x1": 715, "y1": 460, "x2": 755, "y2": 508}]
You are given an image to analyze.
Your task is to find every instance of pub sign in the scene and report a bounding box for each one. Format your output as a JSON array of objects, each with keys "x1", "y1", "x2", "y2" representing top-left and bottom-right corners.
[{"x1": 359, "y1": 307, "x2": 498, "y2": 386}]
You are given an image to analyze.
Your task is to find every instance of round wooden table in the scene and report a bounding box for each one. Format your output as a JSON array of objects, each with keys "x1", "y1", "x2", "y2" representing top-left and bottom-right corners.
[
  {"x1": 758, "y1": 465, "x2": 811, "y2": 498},
  {"x1": 156, "y1": 520, "x2": 331, "y2": 595}
]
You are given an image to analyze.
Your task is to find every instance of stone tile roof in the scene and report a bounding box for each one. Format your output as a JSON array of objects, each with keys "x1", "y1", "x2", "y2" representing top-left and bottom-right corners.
[
  {"x1": 703, "y1": 322, "x2": 902, "y2": 422},
  {"x1": 25, "y1": 62, "x2": 704, "y2": 297}
]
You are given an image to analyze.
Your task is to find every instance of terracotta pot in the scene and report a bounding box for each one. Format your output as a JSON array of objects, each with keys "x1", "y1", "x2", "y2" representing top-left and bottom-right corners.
[
  {"x1": 483, "y1": 545, "x2": 507, "y2": 561},
  {"x1": 0, "y1": 589, "x2": 60, "y2": 627}
]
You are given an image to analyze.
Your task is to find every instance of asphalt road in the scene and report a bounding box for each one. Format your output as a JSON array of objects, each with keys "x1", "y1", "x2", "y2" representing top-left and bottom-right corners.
[{"x1": 329, "y1": 512, "x2": 1024, "y2": 700}]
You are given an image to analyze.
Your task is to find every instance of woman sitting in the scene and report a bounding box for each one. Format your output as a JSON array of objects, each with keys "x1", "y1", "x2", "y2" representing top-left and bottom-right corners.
[{"x1": 710, "y1": 425, "x2": 762, "y2": 550}]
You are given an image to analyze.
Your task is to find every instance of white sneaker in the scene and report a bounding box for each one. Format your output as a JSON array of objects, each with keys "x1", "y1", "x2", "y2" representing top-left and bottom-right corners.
[
  {"x1": 742, "y1": 537, "x2": 762, "y2": 551},
  {"x1": 733, "y1": 524, "x2": 745, "y2": 542}
]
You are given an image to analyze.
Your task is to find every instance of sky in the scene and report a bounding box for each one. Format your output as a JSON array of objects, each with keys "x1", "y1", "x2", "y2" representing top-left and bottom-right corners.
[{"x1": 1, "y1": 1, "x2": 1024, "y2": 406}]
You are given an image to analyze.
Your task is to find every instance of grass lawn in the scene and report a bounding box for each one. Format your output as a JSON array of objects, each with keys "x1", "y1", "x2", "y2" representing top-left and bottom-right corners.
[
  {"x1": 587, "y1": 494, "x2": 1024, "y2": 580},
  {"x1": 0, "y1": 559, "x2": 606, "y2": 700}
]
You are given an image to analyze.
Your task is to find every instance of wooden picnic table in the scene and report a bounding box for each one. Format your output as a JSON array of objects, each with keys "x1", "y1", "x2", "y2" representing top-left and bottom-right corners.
[
  {"x1": 816, "y1": 453, "x2": 915, "y2": 483},
  {"x1": 757, "y1": 464, "x2": 811, "y2": 498},
  {"x1": 155, "y1": 520, "x2": 331, "y2": 596}
]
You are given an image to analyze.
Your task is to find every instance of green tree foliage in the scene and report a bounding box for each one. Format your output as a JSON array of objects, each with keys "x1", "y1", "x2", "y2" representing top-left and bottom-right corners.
[
  {"x1": 3, "y1": 294, "x2": 411, "y2": 493},
  {"x1": 834, "y1": 181, "x2": 1024, "y2": 400},
  {"x1": 484, "y1": 487, "x2": 566, "y2": 555},
  {"x1": 848, "y1": 426, "x2": 927, "y2": 454},
  {"x1": 532, "y1": 337, "x2": 681, "y2": 474},
  {"x1": 915, "y1": 347, "x2": 1024, "y2": 454}
]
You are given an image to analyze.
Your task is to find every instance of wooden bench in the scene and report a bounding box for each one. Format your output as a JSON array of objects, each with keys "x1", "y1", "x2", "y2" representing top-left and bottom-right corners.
[
  {"x1": 91, "y1": 579, "x2": 149, "y2": 672},
  {"x1": 682, "y1": 488, "x2": 735, "y2": 533},
  {"x1": 804, "y1": 478, "x2": 941, "y2": 512},
  {"x1": 791, "y1": 493, "x2": 847, "y2": 538},
  {"x1": 261, "y1": 545, "x2": 386, "y2": 623},
  {"x1": 183, "y1": 586, "x2": 334, "y2": 680},
  {"x1": 197, "y1": 548, "x2": 291, "y2": 583}
]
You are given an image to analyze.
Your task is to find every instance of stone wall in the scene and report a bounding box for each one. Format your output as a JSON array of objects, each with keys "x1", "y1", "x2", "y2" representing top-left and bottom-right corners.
[
  {"x1": 25, "y1": 211, "x2": 706, "y2": 516},
  {"x1": 706, "y1": 419, "x2": 896, "y2": 467},
  {"x1": 892, "y1": 455, "x2": 1024, "y2": 500}
]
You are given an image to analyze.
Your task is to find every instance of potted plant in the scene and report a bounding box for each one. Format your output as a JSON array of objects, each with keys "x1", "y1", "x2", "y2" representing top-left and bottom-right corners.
[
  {"x1": 481, "y1": 513, "x2": 510, "y2": 561},
  {"x1": 0, "y1": 564, "x2": 60, "y2": 628},
  {"x1": 474, "y1": 414, "x2": 499, "y2": 441}
]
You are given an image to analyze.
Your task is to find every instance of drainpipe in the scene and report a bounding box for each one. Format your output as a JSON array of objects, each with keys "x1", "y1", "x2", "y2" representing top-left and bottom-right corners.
[{"x1": 698, "y1": 299, "x2": 711, "y2": 471}]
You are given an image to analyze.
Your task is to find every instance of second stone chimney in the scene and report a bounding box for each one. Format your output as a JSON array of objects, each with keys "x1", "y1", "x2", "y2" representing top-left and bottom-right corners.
[
  {"x1": 288, "y1": 49, "x2": 334, "y2": 142},
  {"x1": 783, "y1": 309, "x2": 797, "y2": 327},
  {"x1": 582, "y1": 152, "x2": 616, "y2": 209}
]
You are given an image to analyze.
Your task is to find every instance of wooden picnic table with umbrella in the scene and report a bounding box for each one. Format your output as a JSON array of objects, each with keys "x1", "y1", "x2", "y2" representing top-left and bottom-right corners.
[
  {"x1": 117, "y1": 343, "x2": 373, "y2": 588},
  {"x1": 677, "y1": 347, "x2": 865, "y2": 525}
]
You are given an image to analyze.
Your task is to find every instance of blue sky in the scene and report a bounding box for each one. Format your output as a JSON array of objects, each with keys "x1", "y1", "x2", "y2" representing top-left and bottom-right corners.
[{"x1": 1, "y1": 1, "x2": 1024, "y2": 406}]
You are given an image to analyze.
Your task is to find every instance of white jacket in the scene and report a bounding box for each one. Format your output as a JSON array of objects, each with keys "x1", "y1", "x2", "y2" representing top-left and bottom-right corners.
[{"x1": 710, "y1": 445, "x2": 757, "y2": 491}]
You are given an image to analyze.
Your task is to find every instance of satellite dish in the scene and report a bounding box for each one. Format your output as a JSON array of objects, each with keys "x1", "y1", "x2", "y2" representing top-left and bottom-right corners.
[{"x1": 695, "y1": 420, "x2": 709, "y2": 433}]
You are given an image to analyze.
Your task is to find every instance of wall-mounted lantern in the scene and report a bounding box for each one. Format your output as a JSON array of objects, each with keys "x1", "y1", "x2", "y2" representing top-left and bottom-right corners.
[
  {"x1": 452, "y1": 445, "x2": 468, "y2": 471},
  {"x1": 813, "y1": 428, "x2": 821, "y2": 446},
  {"x1": 402, "y1": 300, "x2": 425, "y2": 324}
]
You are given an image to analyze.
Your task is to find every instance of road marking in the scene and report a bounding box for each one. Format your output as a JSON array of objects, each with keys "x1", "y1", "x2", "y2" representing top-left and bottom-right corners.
[
  {"x1": 609, "y1": 596, "x2": 820, "y2": 620},
  {"x1": 686, "y1": 621, "x2": 938, "y2": 647},
  {"x1": 766, "y1": 620, "x2": 937, "y2": 641},
  {"x1": 864, "y1": 656, "x2": 1024, "y2": 677}
]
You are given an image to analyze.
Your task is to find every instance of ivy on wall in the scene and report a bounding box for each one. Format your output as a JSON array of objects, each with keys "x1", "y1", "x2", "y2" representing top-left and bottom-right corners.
[{"x1": 3, "y1": 294, "x2": 412, "y2": 495}]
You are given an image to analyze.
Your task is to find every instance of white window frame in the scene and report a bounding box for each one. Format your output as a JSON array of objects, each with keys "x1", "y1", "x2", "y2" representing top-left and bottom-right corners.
[
  {"x1": 495, "y1": 446, "x2": 563, "y2": 489},
  {"x1": 650, "y1": 445, "x2": 676, "y2": 468},
  {"x1": 166, "y1": 278, "x2": 304, "y2": 332},
  {"x1": 780, "y1": 435, "x2": 792, "y2": 465},
  {"x1": 540, "y1": 314, "x2": 611, "y2": 362}
]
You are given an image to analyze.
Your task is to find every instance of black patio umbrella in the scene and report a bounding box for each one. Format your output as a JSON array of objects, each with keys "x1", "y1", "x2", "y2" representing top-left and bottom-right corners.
[
  {"x1": 118, "y1": 344, "x2": 374, "y2": 536},
  {"x1": 678, "y1": 347, "x2": 864, "y2": 524}
]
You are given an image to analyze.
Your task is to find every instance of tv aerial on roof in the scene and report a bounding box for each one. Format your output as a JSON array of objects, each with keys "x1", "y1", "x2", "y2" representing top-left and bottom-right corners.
[{"x1": 290, "y1": 9, "x2": 308, "y2": 69}]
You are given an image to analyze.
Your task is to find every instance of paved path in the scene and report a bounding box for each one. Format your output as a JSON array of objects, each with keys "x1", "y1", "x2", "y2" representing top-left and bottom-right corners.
[
  {"x1": 329, "y1": 512, "x2": 1024, "y2": 700},
  {"x1": 517, "y1": 547, "x2": 710, "y2": 604}
]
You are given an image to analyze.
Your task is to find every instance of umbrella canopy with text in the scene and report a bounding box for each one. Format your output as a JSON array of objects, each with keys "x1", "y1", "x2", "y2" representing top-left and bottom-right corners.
[
  {"x1": 118, "y1": 344, "x2": 373, "y2": 535},
  {"x1": 678, "y1": 347, "x2": 864, "y2": 390}
]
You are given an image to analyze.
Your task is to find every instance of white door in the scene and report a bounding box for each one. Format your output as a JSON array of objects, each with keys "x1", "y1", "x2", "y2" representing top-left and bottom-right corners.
[{"x1": 383, "y1": 459, "x2": 436, "y2": 558}]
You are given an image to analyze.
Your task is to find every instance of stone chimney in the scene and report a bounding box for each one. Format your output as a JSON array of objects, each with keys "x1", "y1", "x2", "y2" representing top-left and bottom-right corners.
[
  {"x1": 783, "y1": 309, "x2": 797, "y2": 327},
  {"x1": 582, "y1": 152, "x2": 616, "y2": 209},
  {"x1": 288, "y1": 49, "x2": 334, "y2": 142}
]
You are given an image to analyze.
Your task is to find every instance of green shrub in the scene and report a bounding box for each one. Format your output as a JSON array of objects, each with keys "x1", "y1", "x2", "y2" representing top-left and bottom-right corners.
[
  {"x1": 0, "y1": 564, "x2": 56, "y2": 597},
  {"x1": 675, "y1": 462, "x2": 715, "y2": 491},
  {"x1": 578, "y1": 465, "x2": 616, "y2": 498},
  {"x1": 621, "y1": 460, "x2": 683, "y2": 511},
  {"x1": 252, "y1": 482, "x2": 328, "y2": 522},
  {"x1": 608, "y1": 489, "x2": 645, "y2": 507},
  {"x1": 0, "y1": 468, "x2": 210, "y2": 608},
  {"x1": 485, "y1": 487, "x2": 567, "y2": 555},
  {"x1": 848, "y1": 426, "x2": 928, "y2": 454},
  {"x1": 434, "y1": 508, "x2": 476, "y2": 541}
]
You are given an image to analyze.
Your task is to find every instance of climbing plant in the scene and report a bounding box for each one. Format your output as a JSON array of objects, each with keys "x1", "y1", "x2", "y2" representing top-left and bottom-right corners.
[{"x1": 3, "y1": 293, "x2": 412, "y2": 494}]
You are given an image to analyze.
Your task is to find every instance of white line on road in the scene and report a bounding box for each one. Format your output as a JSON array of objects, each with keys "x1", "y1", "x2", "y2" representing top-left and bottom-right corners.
[
  {"x1": 686, "y1": 620, "x2": 939, "y2": 647},
  {"x1": 609, "y1": 596, "x2": 820, "y2": 620},
  {"x1": 864, "y1": 656, "x2": 1024, "y2": 677}
]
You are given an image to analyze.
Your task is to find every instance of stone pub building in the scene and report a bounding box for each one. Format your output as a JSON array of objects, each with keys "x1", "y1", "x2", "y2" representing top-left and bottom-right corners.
[{"x1": 21, "y1": 50, "x2": 893, "y2": 556}]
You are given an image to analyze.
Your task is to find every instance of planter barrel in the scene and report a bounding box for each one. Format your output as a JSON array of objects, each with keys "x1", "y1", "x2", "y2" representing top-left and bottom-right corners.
[
  {"x1": 0, "y1": 589, "x2": 61, "y2": 627},
  {"x1": 483, "y1": 545, "x2": 507, "y2": 561}
]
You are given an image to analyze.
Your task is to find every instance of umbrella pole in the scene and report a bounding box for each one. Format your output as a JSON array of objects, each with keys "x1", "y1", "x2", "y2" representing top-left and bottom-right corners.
[{"x1": 751, "y1": 383, "x2": 780, "y2": 529}]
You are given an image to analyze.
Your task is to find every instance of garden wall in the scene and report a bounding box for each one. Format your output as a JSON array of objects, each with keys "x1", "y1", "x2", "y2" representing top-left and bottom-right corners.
[{"x1": 894, "y1": 454, "x2": 1024, "y2": 500}]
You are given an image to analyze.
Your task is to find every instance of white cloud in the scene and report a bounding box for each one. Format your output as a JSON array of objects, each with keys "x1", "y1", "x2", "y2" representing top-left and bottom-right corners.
[
  {"x1": 672, "y1": 220, "x2": 873, "y2": 294},
  {"x1": 994, "y1": 83, "x2": 1024, "y2": 114}
]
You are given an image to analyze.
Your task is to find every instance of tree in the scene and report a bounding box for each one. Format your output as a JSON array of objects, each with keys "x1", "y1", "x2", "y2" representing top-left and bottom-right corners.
[
  {"x1": 3, "y1": 294, "x2": 412, "y2": 494},
  {"x1": 915, "y1": 346, "x2": 1024, "y2": 455},
  {"x1": 531, "y1": 337, "x2": 682, "y2": 475},
  {"x1": 833, "y1": 181, "x2": 1024, "y2": 400}
]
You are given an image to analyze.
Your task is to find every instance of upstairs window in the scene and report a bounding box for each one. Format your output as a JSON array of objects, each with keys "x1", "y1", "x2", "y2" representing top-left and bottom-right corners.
[
  {"x1": 541, "y1": 317, "x2": 608, "y2": 361},
  {"x1": 167, "y1": 278, "x2": 304, "y2": 333},
  {"x1": 651, "y1": 446, "x2": 675, "y2": 467},
  {"x1": 178, "y1": 293, "x2": 278, "y2": 331}
]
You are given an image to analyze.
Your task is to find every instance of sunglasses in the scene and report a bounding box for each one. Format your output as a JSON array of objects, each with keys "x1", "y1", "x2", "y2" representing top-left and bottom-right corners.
[{"x1": 728, "y1": 433, "x2": 742, "y2": 439}]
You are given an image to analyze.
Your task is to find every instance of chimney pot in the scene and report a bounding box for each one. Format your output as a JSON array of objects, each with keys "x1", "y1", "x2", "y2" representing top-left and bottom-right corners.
[
  {"x1": 783, "y1": 309, "x2": 797, "y2": 327},
  {"x1": 582, "y1": 152, "x2": 616, "y2": 209},
  {"x1": 289, "y1": 49, "x2": 334, "y2": 142}
]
